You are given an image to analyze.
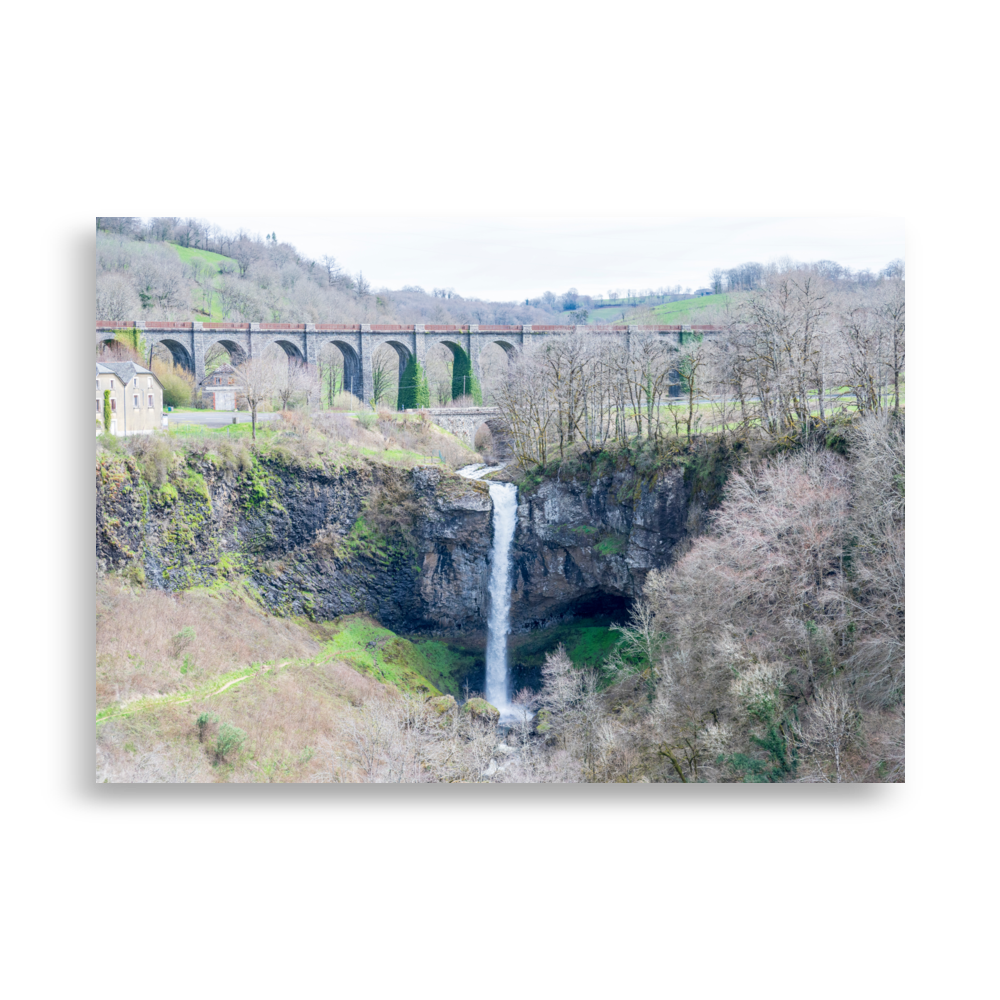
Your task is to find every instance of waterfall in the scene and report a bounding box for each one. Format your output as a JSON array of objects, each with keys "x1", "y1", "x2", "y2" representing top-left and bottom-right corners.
[
  {"x1": 455, "y1": 465, "x2": 526, "y2": 722},
  {"x1": 484, "y1": 481, "x2": 519, "y2": 719}
]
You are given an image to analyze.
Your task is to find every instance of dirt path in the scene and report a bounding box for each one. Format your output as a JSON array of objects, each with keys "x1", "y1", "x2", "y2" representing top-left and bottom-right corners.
[{"x1": 97, "y1": 661, "x2": 291, "y2": 725}]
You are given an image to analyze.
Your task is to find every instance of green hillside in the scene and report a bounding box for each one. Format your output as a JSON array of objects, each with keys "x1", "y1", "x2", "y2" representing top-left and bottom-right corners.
[
  {"x1": 589, "y1": 293, "x2": 731, "y2": 326},
  {"x1": 168, "y1": 243, "x2": 237, "y2": 321}
]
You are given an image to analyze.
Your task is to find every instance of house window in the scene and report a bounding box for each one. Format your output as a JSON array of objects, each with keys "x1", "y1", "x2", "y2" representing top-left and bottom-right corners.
[
  {"x1": 133, "y1": 378, "x2": 138, "y2": 388},
  {"x1": 111, "y1": 398, "x2": 117, "y2": 411},
  {"x1": 133, "y1": 394, "x2": 139, "y2": 408},
  {"x1": 95, "y1": 379, "x2": 99, "y2": 389},
  {"x1": 147, "y1": 378, "x2": 152, "y2": 388},
  {"x1": 148, "y1": 394, "x2": 154, "y2": 408},
  {"x1": 96, "y1": 399, "x2": 100, "y2": 412}
]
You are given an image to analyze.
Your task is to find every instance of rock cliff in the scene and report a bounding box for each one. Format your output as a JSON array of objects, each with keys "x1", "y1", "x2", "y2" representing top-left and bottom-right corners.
[
  {"x1": 508, "y1": 467, "x2": 692, "y2": 631},
  {"x1": 97, "y1": 453, "x2": 494, "y2": 634},
  {"x1": 96, "y1": 449, "x2": 700, "y2": 637}
]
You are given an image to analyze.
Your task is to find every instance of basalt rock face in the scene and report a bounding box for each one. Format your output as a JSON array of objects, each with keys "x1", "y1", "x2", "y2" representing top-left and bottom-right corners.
[
  {"x1": 243, "y1": 465, "x2": 494, "y2": 634},
  {"x1": 96, "y1": 451, "x2": 694, "y2": 637},
  {"x1": 508, "y1": 468, "x2": 692, "y2": 631},
  {"x1": 95, "y1": 454, "x2": 494, "y2": 635}
]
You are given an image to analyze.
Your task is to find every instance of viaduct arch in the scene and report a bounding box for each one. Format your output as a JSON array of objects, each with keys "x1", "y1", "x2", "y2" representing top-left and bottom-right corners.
[{"x1": 96, "y1": 321, "x2": 724, "y2": 407}]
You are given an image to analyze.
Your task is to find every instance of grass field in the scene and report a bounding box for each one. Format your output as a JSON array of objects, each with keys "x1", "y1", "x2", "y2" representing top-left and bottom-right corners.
[
  {"x1": 167, "y1": 243, "x2": 237, "y2": 321},
  {"x1": 162, "y1": 416, "x2": 473, "y2": 471},
  {"x1": 588, "y1": 293, "x2": 731, "y2": 326}
]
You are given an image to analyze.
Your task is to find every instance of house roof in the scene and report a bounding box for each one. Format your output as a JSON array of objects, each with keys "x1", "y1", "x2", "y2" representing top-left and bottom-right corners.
[
  {"x1": 96, "y1": 361, "x2": 160, "y2": 386},
  {"x1": 199, "y1": 364, "x2": 242, "y2": 386}
]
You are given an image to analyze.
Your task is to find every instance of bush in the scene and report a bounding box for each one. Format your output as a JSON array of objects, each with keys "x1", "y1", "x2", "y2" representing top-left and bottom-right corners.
[
  {"x1": 196, "y1": 712, "x2": 218, "y2": 742},
  {"x1": 215, "y1": 722, "x2": 247, "y2": 760},
  {"x1": 124, "y1": 432, "x2": 177, "y2": 487},
  {"x1": 152, "y1": 357, "x2": 195, "y2": 408},
  {"x1": 172, "y1": 626, "x2": 196, "y2": 658}
]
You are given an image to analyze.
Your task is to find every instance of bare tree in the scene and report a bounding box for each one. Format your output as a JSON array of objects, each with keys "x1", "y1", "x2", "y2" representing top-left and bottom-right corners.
[
  {"x1": 96, "y1": 272, "x2": 140, "y2": 321},
  {"x1": 370, "y1": 347, "x2": 395, "y2": 408},
  {"x1": 275, "y1": 360, "x2": 320, "y2": 410},
  {"x1": 230, "y1": 236, "x2": 261, "y2": 278},
  {"x1": 234, "y1": 354, "x2": 281, "y2": 440}
]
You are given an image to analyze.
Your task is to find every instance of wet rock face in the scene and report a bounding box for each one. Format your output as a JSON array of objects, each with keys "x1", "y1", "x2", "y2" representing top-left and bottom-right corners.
[{"x1": 508, "y1": 468, "x2": 691, "y2": 631}]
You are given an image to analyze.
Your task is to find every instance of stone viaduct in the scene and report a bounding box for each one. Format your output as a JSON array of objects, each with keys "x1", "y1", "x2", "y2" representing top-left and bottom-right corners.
[{"x1": 95, "y1": 321, "x2": 724, "y2": 407}]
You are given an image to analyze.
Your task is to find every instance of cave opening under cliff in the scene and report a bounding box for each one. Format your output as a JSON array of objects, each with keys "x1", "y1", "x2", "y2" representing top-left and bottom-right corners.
[{"x1": 435, "y1": 591, "x2": 632, "y2": 703}]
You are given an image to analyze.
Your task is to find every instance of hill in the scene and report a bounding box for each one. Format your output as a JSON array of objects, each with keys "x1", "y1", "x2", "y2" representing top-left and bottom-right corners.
[{"x1": 588, "y1": 293, "x2": 732, "y2": 326}]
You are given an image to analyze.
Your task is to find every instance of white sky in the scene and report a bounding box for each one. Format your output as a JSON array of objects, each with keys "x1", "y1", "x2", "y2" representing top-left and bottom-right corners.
[{"x1": 206, "y1": 214, "x2": 904, "y2": 302}]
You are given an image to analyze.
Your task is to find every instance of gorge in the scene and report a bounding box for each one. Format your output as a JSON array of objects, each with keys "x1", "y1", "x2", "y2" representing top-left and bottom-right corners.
[{"x1": 96, "y1": 422, "x2": 711, "y2": 701}]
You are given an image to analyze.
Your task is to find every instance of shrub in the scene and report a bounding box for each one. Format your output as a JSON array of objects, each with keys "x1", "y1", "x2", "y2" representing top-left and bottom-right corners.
[
  {"x1": 172, "y1": 626, "x2": 196, "y2": 658},
  {"x1": 152, "y1": 357, "x2": 195, "y2": 408},
  {"x1": 125, "y1": 432, "x2": 177, "y2": 487},
  {"x1": 196, "y1": 712, "x2": 218, "y2": 742},
  {"x1": 215, "y1": 722, "x2": 247, "y2": 760}
]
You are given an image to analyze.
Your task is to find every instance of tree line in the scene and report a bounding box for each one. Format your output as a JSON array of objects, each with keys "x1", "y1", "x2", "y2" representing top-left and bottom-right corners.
[{"x1": 492, "y1": 266, "x2": 904, "y2": 466}]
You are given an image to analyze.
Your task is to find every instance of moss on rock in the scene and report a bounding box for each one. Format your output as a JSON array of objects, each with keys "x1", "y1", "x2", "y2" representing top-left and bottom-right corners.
[
  {"x1": 462, "y1": 697, "x2": 500, "y2": 723},
  {"x1": 427, "y1": 694, "x2": 458, "y2": 715}
]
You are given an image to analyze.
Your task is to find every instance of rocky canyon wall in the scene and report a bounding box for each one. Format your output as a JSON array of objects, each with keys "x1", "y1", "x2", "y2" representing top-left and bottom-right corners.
[{"x1": 97, "y1": 450, "x2": 701, "y2": 637}]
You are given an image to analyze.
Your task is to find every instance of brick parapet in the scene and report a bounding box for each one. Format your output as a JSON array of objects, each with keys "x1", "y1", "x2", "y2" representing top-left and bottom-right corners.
[{"x1": 97, "y1": 321, "x2": 724, "y2": 335}]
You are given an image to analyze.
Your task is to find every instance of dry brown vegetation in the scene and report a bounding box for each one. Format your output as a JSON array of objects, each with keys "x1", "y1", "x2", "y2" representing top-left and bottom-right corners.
[
  {"x1": 96, "y1": 578, "x2": 321, "y2": 709},
  {"x1": 98, "y1": 407, "x2": 480, "y2": 484},
  {"x1": 95, "y1": 578, "x2": 578, "y2": 783},
  {"x1": 507, "y1": 411, "x2": 905, "y2": 783}
]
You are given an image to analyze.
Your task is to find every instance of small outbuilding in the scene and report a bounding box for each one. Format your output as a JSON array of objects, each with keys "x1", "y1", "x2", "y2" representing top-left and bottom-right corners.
[{"x1": 199, "y1": 364, "x2": 242, "y2": 411}]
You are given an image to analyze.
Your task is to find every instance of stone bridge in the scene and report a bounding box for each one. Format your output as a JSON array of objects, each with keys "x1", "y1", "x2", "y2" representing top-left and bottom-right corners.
[
  {"x1": 424, "y1": 407, "x2": 506, "y2": 451},
  {"x1": 96, "y1": 321, "x2": 724, "y2": 406}
]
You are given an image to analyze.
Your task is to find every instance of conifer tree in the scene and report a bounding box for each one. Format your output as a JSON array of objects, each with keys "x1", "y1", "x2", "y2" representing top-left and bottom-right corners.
[
  {"x1": 451, "y1": 348, "x2": 482, "y2": 404},
  {"x1": 398, "y1": 355, "x2": 430, "y2": 409}
]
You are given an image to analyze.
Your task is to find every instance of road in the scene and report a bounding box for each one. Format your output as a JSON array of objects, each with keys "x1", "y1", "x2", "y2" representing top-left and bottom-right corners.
[{"x1": 166, "y1": 410, "x2": 280, "y2": 429}]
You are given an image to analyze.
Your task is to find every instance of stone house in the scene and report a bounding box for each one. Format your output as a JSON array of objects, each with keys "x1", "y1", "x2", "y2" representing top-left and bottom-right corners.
[
  {"x1": 96, "y1": 361, "x2": 165, "y2": 436},
  {"x1": 199, "y1": 363, "x2": 241, "y2": 411}
]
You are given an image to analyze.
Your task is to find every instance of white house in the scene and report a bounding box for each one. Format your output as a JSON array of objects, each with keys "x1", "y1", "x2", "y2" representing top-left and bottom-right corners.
[{"x1": 96, "y1": 362, "x2": 165, "y2": 436}]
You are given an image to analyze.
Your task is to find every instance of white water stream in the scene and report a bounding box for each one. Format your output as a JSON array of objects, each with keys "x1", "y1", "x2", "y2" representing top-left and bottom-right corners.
[{"x1": 455, "y1": 465, "x2": 529, "y2": 723}]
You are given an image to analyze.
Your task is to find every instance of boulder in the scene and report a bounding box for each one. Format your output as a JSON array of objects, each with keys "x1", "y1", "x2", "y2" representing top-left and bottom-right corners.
[
  {"x1": 426, "y1": 694, "x2": 458, "y2": 715},
  {"x1": 461, "y1": 697, "x2": 500, "y2": 723}
]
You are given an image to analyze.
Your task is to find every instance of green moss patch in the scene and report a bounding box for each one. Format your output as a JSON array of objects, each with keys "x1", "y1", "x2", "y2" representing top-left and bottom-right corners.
[
  {"x1": 409, "y1": 640, "x2": 479, "y2": 697},
  {"x1": 316, "y1": 616, "x2": 441, "y2": 696},
  {"x1": 595, "y1": 534, "x2": 626, "y2": 556},
  {"x1": 510, "y1": 616, "x2": 623, "y2": 675}
]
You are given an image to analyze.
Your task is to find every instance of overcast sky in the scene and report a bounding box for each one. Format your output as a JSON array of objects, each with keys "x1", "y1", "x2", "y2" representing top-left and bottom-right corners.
[{"x1": 207, "y1": 214, "x2": 905, "y2": 302}]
